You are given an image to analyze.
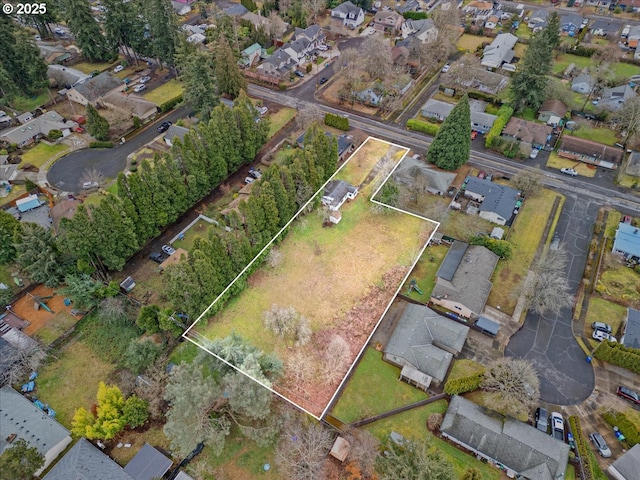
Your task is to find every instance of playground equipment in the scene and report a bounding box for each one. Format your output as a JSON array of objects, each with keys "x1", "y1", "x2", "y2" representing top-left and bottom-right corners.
[
  {"x1": 27, "y1": 292, "x2": 54, "y2": 313},
  {"x1": 407, "y1": 279, "x2": 423, "y2": 295}
]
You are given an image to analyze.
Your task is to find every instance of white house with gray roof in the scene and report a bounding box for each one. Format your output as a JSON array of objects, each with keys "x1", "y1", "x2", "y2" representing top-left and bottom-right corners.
[
  {"x1": 422, "y1": 99, "x2": 498, "y2": 134},
  {"x1": 463, "y1": 177, "x2": 521, "y2": 225},
  {"x1": 0, "y1": 111, "x2": 78, "y2": 147},
  {"x1": 331, "y1": 1, "x2": 365, "y2": 28},
  {"x1": 259, "y1": 25, "x2": 325, "y2": 79},
  {"x1": 441, "y1": 395, "x2": 570, "y2": 480},
  {"x1": 321, "y1": 179, "x2": 358, "y2": 211},
  {"x1": 164, "y1": 125, "x2": 190, "y2": 147},
  {"x1": 481, "y1": 33, "x2": 517, "y2": 69},
  {"x1": 0, "y1": 386, "x2": 72, "y2": 476},
  {"x1": 401, "y1": 18, "x2": 438, "y2": 43}
]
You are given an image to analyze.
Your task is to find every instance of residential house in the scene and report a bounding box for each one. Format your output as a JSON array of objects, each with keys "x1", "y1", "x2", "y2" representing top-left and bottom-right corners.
[
  {"x1": 391, "y1": 155, "x2": 456, "y2": 195},
  {"x1": 430, "y1": 240, "x2": 499, "y2": 319},
  {"x1": 331, "y1": 1, "x2": 365, "y2": 28},
  {"x1": 356, "y1": 85, "x2": 385, "y2": 106},
  {"x1": 242, "y1": 12, "x2": 288, "y2": 38},
  {"x1": 171, "y1": 0, "x2": 191, "y2": 15},
  {"x1": 613, "y1": 222, "x2": 640, "y2": 261},
  {"x1": 383, "y1": 303, "x2": 469, "y2": 389},
  {"x1": 259, "y1": 25, "x2": 325, "y2": 79},
  {"x1": 627, "y1": 25, "x2": 640, "y2": 48},
  {"x1": 537, "y1": 99, "x2": 568, "y2": 125},
  {"x1": 17, "y1": 112, "x2": 33, "y2": 124},
  {"x1": 50, "y1": 198, "x2": 82, "y2": 233},
  {"x1": 558, "y1": 136, "x2": 623, "y2": 168},
  {"x1": 590, "y1": 19, "x2": 620, "y2": 36},
  {"x1": 484, "y1": 14, "x2": 500, "y2": 31},
  {"x1": 560, "y1": 13, "x2": 583, "y2": 35},
  {"x1": 401, "y1": 18, "x2": 438, "y2": 43},
  {"x1": 38, "y1": 44, "x2": 77, "y2": 65},
  {"x1": 421, "y1": 99, "x2": 498, "y2": 134},
  {"x1": 43, "y1": 438, "x2": 134, "y2": 480},
  {"x1": 239, "y1": 43, "x2": 264, "y2": 68},
  {"x1": 463, "y1": 177, "x2": 522, "y2": 226},
  {"x1": 260, "y1": 49, "x2": 294, "y2": 78},
  {"x1": 0, "y1": 111, "x2": 78, "y2": 148},
  {"x1": 47, "y1": 65, "x2": 90, "y2": 88},
  {"x1": 527, "y1": 9, "x2": 549, "y2": 32},
  {"x1": 462, "y1": 1, "x2": 493, "y2": 15},
  {"x1": 164, "y1": 125, "x2": 190, "y2": 147},
  {"x1": 217, "y1": 0, "x2": 249, "y2": 16},
  {"x1": 0, "y1": 155, "x2": 18, "y2": 184},
  {"x1": 391, "y1": 45, "x2": 410, "y2": 70},
  {"x1": 0, "y1": 386, "x2": 72, "y2": 475},
  {"x1": 621, "y1": 307, "x2": 640, "y2": 349},
  {"x1": 321, "y1": 179, "x2": 358, "y2": 212},
  {"x1": 572, "y1": 73, "x2": 595, "y2": 94},
  {"x1": 454, "y1": 68, "x2": 509, "y2": 96},
  {"x1": 396, "y1": 0, "x2": 420, "y2": 14},
  {"x1": 373, "y1": 11, "x2": 404, "y2": 34},
  {"x1": 101, "y1": 92, "x2": 158, "y2": 121},
  {"x1": 124, "y1": 443, "x2": 173, "y2": 480},
  {"x1": 441, "y1": 396, "x2": 570, "y2": 480},
  {"x1": 67, "y1": 72, "x2": 122, "y2": 106},
  {"x1": 501, "y1": 117, "x2": 552, "y2": 148},
  {"x1": 600, "y1": 84, "x2": 637, "y2": 110},
  {"x1": 481, "y1": 33, "x2": 517, "y2": 69},
  {"x1": 609, "y1": 444, "x2": 640, "y2": 480}
]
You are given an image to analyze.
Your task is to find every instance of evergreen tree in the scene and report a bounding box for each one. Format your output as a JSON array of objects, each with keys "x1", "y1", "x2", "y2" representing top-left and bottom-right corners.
[
  {"x1": 136, "y1": 305, "x2": 161, "y2": 333},
  {"x1": 86, "y1": 104, "x2": 110, "y2": 141},
  {"x1": 144, "y1": 0, "x2": 180, "y2": 67},
  {"x1": 61, "y1": 0, "x2": 115, "y2": 62},
  {"x1": 542, "y1": 12, "x2": 561, "y2": 49},
  {"x1": 234, "y1": 91, "x2": 270, "y2": 164},
  {"x1": 304, "y1": 122, "x2": 338, "y2": 181},
  {"x1": 14, "y1": 223, "x2": 66, "y2": 287},
  {"x1": 0, "y1": 438, "x2": 45, "y2": 480},
  {"x1": 426, "y1": 94, "x2": 471, "y2": 170},
  {"x1": 23, "y1": 0, "x2": 58, "y2": 39},
  {"x1": 102, "y1": 0, "x2": 145, "y2": 64},
  {"x1": 215, "y1": 38, "x2": 247, "y2": 99},
  {"x1": 90, "y1": 195, "x2": 139, "y2": 270},
  {"x1": 177, "y1": 43, "x2": 219, "y2": 121},
  {"x1": 0, "y1": 211, "x2": 21, "y2": 264}
]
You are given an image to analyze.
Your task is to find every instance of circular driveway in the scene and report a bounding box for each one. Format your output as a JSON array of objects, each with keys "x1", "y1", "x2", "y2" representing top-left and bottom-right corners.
[{"x1": 506, "y1": 193, "x2": 597, "y2": 405}]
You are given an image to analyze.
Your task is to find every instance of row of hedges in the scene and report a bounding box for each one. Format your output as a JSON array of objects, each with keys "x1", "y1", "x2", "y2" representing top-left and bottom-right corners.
[
  {"x1": 569, "y1": 415, "x2": 607, "y2": 480},
  {"x1": 159, "y1": 94, "x2": 183, "y2": 113},
  {"x1": 444, "y1": 371, "x2": 484, "y2": 395},
  {"x1": 89, "y1": 141, "x2": 114, "y2": 148},
  {"x1": 324, "y1": 113, "x2": 349, "y2": 131},
  {"x1": 593, "y1": 341, "x2": 640, "y2": 375},
  {"x1": 485, "y1": 105, "x2": 514, "y2": 148},
  {"x1": 602, "y1": 411, "x2": 640, "y2": 447},
  {"x1": 406, "y1": 118, "x2": 440, "y2": 136}
]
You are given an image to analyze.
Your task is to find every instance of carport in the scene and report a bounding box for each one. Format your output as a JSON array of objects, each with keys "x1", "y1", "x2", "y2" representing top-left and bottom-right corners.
[{"x1": 475, "y1": 316, "x2": 500, "y2": 337}]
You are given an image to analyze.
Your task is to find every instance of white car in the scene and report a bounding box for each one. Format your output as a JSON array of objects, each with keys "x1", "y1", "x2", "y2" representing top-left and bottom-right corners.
[
  {"x1": 317, "y1": 44, "x2": 328, "y2": 51},
  {"x1": 529, "y1": 149, "x2": 539, "y2": 159},
  {"x1": 560, "y1": 168, "x2": 577, "y2": 177},
  {"x1": 114, "y1": 65, "x2": 124, "y2": 73},
  {"x1": 54, "y1": 27, "x2": 65, "y2": 36},
  {"x1": 592, "y1": 330, "x2": 617, "y2": 342},
  {"x1": 139, "y1": 76, "x2": 151, "y2": 83},
  {"x1": 550, "y1": 412, "x2": 565, "y2": 442},
  {"x1": 162, "y1": 245, "x2": 176, "y2": 256},
  {"x1": 441, "y1": 64, "x2": 451, "y2": 73},
  {"x1": 133, "y1": 84, "x2": 146, "y2": 93}
]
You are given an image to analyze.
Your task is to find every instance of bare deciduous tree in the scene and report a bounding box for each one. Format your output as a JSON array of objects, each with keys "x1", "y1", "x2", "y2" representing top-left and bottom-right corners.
[
  {"x1": 481, "y1": 357, "x2": 540, "y2": 417},
  {"x1": 1, "y1": 342, "x2": 46, "y2": 387},
  {"x1": 344, "y1": 429, "x2": 380, "y2": 477},
  {"x1": 80, "y1": 167, "x2": 105, "y2": 186},
  {"x1": 264, "y1": 304, "x2": 312, "y2": 347},
  {"x1": 613, "y1": 96, "x2": 640, "y2": 147},
  {"x1": 98, "y1": 296, "x2": 127, "y2": 324},
  {"x1": 361, "y1": 36, "x2": 393, "y2": 80},
  {"x1": 275, "y1": 417, "x2": 334, "y2": 480},
  {"x1": 303, "y1": 0, "x2": 325, "y2": 24},
  {"x1": 295, "y1": 103, "x2": 323, "y2": 131},
  {"x1": 287, "y1": 351, "x2": 315, "y2": 386},
  {"x1": 321, "y1": 334, "x2": 351, "y2": 384},
  {"x1": 511, "y1": 170, "x2": 542, "y2": 197},
  {"x1": 266, "y1": 11, "x2": 287, "y2": 40},
  {"x1": 524, "y1": 247, "x2": 574, "y2": 316}
]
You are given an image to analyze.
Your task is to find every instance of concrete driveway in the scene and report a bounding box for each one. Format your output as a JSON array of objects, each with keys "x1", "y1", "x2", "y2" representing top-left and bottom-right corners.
[
  {"x1": 506, "y1": 193, "x2": 598, "y2": 405},
  {"x1": 47, "y1": 106, "x2": 190, "y2": 193}
]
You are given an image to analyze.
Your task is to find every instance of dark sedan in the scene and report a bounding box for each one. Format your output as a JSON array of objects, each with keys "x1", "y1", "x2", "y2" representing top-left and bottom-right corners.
[{"x1": 157, "y1": 121, "x2": 172, "y2": 133}]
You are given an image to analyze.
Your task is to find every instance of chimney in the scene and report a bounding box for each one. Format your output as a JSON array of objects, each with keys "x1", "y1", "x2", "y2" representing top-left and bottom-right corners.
[{"x1": 6, "y1": 433, "x2": 17, "y2": 444}]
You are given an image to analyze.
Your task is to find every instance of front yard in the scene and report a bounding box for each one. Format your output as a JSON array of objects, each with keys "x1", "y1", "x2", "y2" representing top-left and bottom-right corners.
[
  {"x1": 142, "y1": 79, "x2": 183, "y2": 105},
  {"x1": 20, "y1": 142, "x2": 69, "y2": 168},
  {"x1": 547, "y1": 152, "x2": 597, "y2": 177}
]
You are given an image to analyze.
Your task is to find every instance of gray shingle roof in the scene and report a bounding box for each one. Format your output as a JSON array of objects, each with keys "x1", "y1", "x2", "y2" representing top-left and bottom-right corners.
[
  {"x1": 124, "y1": 443, "x2": 172, "y2": 480},
  {"x1": 0, "y1": 338, "x2": 19, "y2": 382},
  {"x1": 43, "y1": 438, "x2": 134, "y2": 480},
  {"x1": 437, "y1": 240, "x2": 468, "y2": 282},
  {"x1": 609, "y1": 443, "x2": 640, "y2": 480},
  {"x1": 623, "y1": 307, "x2": 640, "y2": 349},
  {"x1": 72, "y1": 72, "x2": 122, "y2": 103},
  {"x1": 165, "y1": 125, "x2": 190, "y2": 144},
  {"x1": 464, "y1": 177, "x2": 521, "y2": 221},
  {"x1": 332, "y1": 1, "x2": 361, "y2": 16},
  {"x1": 441, "y1": 396, "x2": 569, "y2": 480},
  {"x1": 322, "y1": 180, "x2": 357, "y2": 209},
  {"x1": 481, "y1": 33, "x2": 517, "y2": 68}
]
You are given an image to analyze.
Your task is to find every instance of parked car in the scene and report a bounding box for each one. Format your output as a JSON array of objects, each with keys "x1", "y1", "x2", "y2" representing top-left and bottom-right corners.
[
  {"x1": 529, "y1": 149, "x2": 539, "y2": 159},
  {"x1": 133, "y1": 84, "x2": 147, "y2": 93},
  {"x1": 248, "y1": 167, "x2": 262, "y2": 179},
  {"x1": 157, "y1": 121, "x2": 172, "y2": 133},
  {"x1": 256, "y1": 106, "x2": 268, "y2": 116},
  {"x1": 592, "y1": 322, "x2": 612, "y2": 334},
  {"x1": 162, "y1": 244, "x2": 176, "y2": 256},
  {"x1": 139, "y1": 76, "x2": 151, "y2": 83},
  {"x1": 244, "y1": 176, "x2": 255, "y2": 184},
  {"x1": 535, "y1": 407, "x2": 549, "y2": 433},
  {"x1": 471, "y1": 131, "x2": 478, "y2": 140},
  {"x1": 114, "y1": 65, "x2": 124, "y2": 73},
  {"x1": 35, "y1": 35, "x2": 42, "y2": 41},
  {"x1": 294, "y1": 70, "x2": 305, "y2": 78},
  {"x1": 617, "y1": 386, "x2": 640, "y2": 405},
  {"x1": 319, "y1": 77, "x2": 328, "y2": 85},
  {"x1": 592, "y1": 329, "x2": 617, "y2": 342},
  {"x1": 149, "y1": 252, "x2": 165, "y2": 264},
  {"x1": 54, "y1": 27, "x2": 65, "y2": 36},
  {"x1": 589, "y1": 432, "x2": 612, "y2": 457},
  {"x1": 441, "y1": 63, "x2": 451, "y2": 73},
  {"x1": 317, "y1": 44, "x2": 328, "y2": 51},
  {"x1": 551, "y1": 412, "x2": 565, "y2": 442},
  {"x1": 560, "y1": 168, "x2": 578, "y2": 177}
]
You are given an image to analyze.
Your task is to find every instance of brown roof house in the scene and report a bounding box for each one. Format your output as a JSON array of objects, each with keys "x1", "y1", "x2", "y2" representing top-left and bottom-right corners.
[
  {"x1": 430, "y1": 241, "x2": 499, "y2": 320},
  {"x1": 100, "y1": 92, "x2": 158, "y2": 121},
  {"x1": 501, "y1": 118, "x2": 552, "y2": 149},
  {"x1": 66, "y1": 72, "x2": 122, "y2": 106},
  {"x1": 50, "y1": 198, "x2": 82, "y2": 233},
  {"x1": 558, "y1": 136, "x2": 623, "y2": 169},
  {"x1": 373, "y1": 11, "x2": 404, "y2": 34},
  {"x1": 537, "y1": 99, "x2": 568, "y2": 126}
]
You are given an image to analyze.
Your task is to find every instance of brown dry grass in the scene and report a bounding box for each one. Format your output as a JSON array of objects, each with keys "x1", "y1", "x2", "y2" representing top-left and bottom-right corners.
[
  {"x1": 320, "y1": 76, "x2": 379, "y2": 115},
  {"x1": 14, "y1": 285, "x2": 83, "y2": 337}
]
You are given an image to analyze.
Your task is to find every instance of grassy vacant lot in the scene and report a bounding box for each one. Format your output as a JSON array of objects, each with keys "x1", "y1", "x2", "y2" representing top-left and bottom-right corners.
[
  {"x1": 547, "y1": 152, "x2": 597, "y2": 177},
  {"x1": 20, "y1": 142, "x2": 69, "y2": 168},
  {"x1": 552, "y1": 54, "x2": 640, "y2": 78},
  {"x1": 456, "y1": 34, "x2": 490, "y2": 52},
  {"x1": 331, "y1": 348, "x2": 427, "y2": 423},
  {"x1": 12, "y1": 90, "x2": 50, "y2": 112},
  {"x1": 143, "y1": 79, "x2": 183, "y2": 105},
  {"x1": 596, "y1": 258, "x2": 640, "y2": 305},
  {"x1": 584, "y1": 297, "x2": 627, "y2": 339},
  {"x1": 487, "y1": 189, "x2": 562, "y2": 314},
  {"x1": 401, "y1": 244, "x2": 448, "y2": 301},
  {"x1": 73, "y1": 60, "x2": 117, "y2": 74},
  {"x1": 196, "y1": 138, "x2": 434, "y2": 415},
  {"x1": 566, "y1": 126, "x2": 619, "y2": 146},
  {"x1": 364, "y1": 400, "x2": 501, "y2": 480},
  {"x1": 267, "y1": 107, "x2": 296, "y2": 138},
  {"x1": 34, "y1": 311, "x2": 81, "y2": 346},
  {"x1": 36, "y1": 341, "x2": 117, "y2": 426}
]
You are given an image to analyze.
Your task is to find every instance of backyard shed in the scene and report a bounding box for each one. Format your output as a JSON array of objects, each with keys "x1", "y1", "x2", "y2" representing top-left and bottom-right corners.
[
  {"x1": 490, "y1": 227, "x2": 504, "y2": 240},
  {"x1": 124, "y1": 443, "x2": 173, "y2": 480},
  {"x1": 474, "y1": 316, "x2": 500, "y2": 337},
  {"x1": 329, "y1": 436, "x2": 351, "y2": 462},
  {"x1": 119, "y1": 276, "x2": 135, "y2": 292}
]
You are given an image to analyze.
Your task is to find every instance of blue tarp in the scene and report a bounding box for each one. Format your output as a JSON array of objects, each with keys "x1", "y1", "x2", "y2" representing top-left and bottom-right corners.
[
  {"x1": 21, "y1": 381, "x2": 35, "y2": 392},
  {"x1": 16, "y1": 196, "x2": 42, "y2": 212}
]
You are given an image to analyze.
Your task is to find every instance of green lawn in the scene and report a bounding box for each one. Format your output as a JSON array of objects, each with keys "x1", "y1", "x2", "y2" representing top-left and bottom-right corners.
[
  {"x1": 73, "y1": 60, "x2": 118, "y2": 74},
  {"x1": 552, "y1": 54, "x2": 640, "y2": 79},
  {"x1": 172, "y1": 218, "x2": 217, "y2": 252},
  {"x1": 487, "y1": 188, "x2": 561, "y2": 314},
  {"x1": 584, "y1": 297, "x2": 627, "y2": 338},
  {"x1": 595, "y1": 261, "x2": 640, "y2": 304},
  {"x1": 105, "y1": 182, "x2": 119, "y2": 195},
  {"x1": 547, "y1": 152, "x2": 597, "y2": 177},
  {"x1": 456, "y1": 34, "x2": 490, "y2": 52},
  {"x1": 12, "y1": 90, "x2": 51, "y2": 112},
  {"x1": 267, "y1": 107, "x2": 296, "y2": 138},
  {"x1": 143, "y1": 79, "x2": 183, "y2": 105},
  {"x1": 331, "y1": 348, "x2": 428, "y2": 423},
  {"x1": 20, "y1": 142, "x2": 69, "y2": 168},
  {"x1": 0, "y1": 264, "x2": 18, "y2": 294},
  {"x1": 448, "y1": 359, "x2": 485, "y2": 380},
  {"x1": 401, "y1": 244, "x2": 448, "y2": 301},
  {"x1": 34, "y1": 311, "x2": 81, "y2": 346},
  {"x1": 566, "y1": 126, "x2": 619, "y2": 146}
]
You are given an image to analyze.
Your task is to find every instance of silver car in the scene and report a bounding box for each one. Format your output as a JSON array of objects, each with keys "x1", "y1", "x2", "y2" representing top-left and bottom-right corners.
[{"x1": 589, "y1": 432, "x2": 611, "y2": 458}]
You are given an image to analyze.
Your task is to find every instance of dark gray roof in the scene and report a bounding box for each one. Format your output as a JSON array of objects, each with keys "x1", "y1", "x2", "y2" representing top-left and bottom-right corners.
[
  {"x1": 384, "y1": 304, "x2": 469, "y2": 381},
  {"x1": 337, "y1": 134, "x2": 353, "y2": 155},
  {"x1": 322, "y1": 180, "x2": 357, "y2": 209},
  {"x1": 72, "y1": 72, "x2": 122, "y2": 102},
  {"x1": 333, "y1": 1, "x2": 361, "y2": 15},
  {"x1": 223, "y1": 3, "x2": 249, "y2": 15},
  {"x1": 475, "y1": 316, "x2": 500, "y2": 335},
  {"x1": 609, "y1": 443, "x2": 640, "y2": 480},
  {"x1": 437, "y1": 240, "x2": 468, "y2": 282},
  {"x1": 623, "y1": 307, "x2": 640, "y2": 349},
  {"x1": 0, "y1": 337, "x2": 18, "y2": 382},
  {"x1": 165, "y1": 125, "x2": 190, "y2": 144},
  {"x1": 43, "y1": 438, "x2": 134, "y2": 480},
  {"x1": 464, "y1": 177, "x2": 521, "y2": 221},
  {"x1": 0, "y1": 386, "x2": 71, "y2": 459},
  {"x1": 441, "y1": 396, "x2": 569, "y2": 480},
  {"x1": 124, "y1": 443, "x2": 172, "y2": 480}
]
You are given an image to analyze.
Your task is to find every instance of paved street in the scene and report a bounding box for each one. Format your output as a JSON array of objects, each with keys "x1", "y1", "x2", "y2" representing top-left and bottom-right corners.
[{"x1": 46, "y1": 106, "x2": 190, "y2": 193}]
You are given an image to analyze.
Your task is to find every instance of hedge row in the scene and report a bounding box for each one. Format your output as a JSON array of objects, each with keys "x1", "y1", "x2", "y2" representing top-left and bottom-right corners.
[
  {"x1": 593, "y1": 341, "x2": 640, "y2": 375},
  {"x1": 569, "y1": 415, "x2": 607, "y2": 480},
  {"x1": 159, "y1": 94, "x2": 183, "y2": 113},
  {"x1": 444, "y1": 371, "x2": 484, "y2": 395},
  {"x1": 406, "y1": 118, "x2": 440, "y2": 136},
  {"x1": 485, "y1": 105, "x2": 514, "y2": 148},
  {"x1": 89, "y1": 141, "x2": 114, "y2": 148},
  {"x1": 324, "y1": 113, "x2": 349, "y2": 131},
  {"x1": 602, "y1": 411, "x2": 640, "y2": 447}
]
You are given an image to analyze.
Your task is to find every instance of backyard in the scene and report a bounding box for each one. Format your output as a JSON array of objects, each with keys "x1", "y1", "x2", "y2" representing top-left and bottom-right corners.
[
  {"x1": 267, "y1": 107, "x2": 296, "y2": 138},
  {"x1": 142, "y1": 79, "x2": 183, "y2": 105},
  {"x1": 400, "y1": 244, "x2": 448, "y2": 302},
  {"x1": 565, "y1": 125, "x2": 619, "y2": 146},
  {"x1": 193, "y1": 138, "x2": 436, "y2": 416},
  {"x1": 552, "y1": 54, "x2": 640, "y2": 78},
  {"x1": 456, "y1": 34, "x2": 490, "y2": 52}
]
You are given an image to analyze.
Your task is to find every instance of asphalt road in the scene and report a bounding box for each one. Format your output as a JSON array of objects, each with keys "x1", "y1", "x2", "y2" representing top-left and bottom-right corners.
[{"x1": 47, "y1": 106, "x2": 191, "y2": 193}]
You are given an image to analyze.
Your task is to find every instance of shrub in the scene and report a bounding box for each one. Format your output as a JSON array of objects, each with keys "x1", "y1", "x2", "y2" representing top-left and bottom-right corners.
[
  {"x1": 89, "y1": 141, "x2": 114, "y2": 148},
  {"x1": 132, "y1": 116, "x2": 141, "y2": 129},
  {"x1": 593, "y1": 341, "x2": 640, "y2": 374},
  {"x1": 470, "y1": 235, "x2": 513, "y2": 259},
  {"x1": 467, "y1": 91, "x2": 496, "y2": 103},
  {"x1": 159, "y1": 94, "x2": 183, "y2": 113},
  {"x1": 602, "y1": 411, "x2": 640, "y2": 446},
  {"x1": 24, "y1": 179, "x2": 38, "y2": 191},
  {"x1": 47, "y1": 129, "x2": 63, "y2": 140},
  {"x1": 485, "y1": 105, "x2": 514, "y2": 148},
  {"x1": 306, "y1": 63, "x2": 312, "y2": 73},
  {"x1": 406, "y1": 118, "x2": 440, "y2": 136},
  {"x1": 324, "y1": 113, "x2": 349, "y2": 131},
  {"x1": 444, "y1": 371, "x2": 484, "y2": 395}
]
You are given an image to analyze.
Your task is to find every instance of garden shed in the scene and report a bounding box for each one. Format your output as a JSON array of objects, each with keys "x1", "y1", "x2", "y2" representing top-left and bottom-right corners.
[
  {"x1": 329, "y1": 436, "x2": 351, "y2": 462},
  {"x1": 119, "y1": 276, "x2": 136, "y2": 292}
]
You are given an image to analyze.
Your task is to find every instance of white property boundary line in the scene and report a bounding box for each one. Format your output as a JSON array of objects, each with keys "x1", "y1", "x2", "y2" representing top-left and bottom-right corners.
[{"x1": 183, "y1": 136, "x2": 441, "y2": 420}]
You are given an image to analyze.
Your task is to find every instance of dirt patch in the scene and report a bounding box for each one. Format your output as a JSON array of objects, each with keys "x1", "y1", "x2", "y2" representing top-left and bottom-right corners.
[
  {"x1": 13, "y1": 285, "x2": 81, "y2": 337},
  {"x1": 320, "y1": 76, "x2": 379, "y2": 116}
]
